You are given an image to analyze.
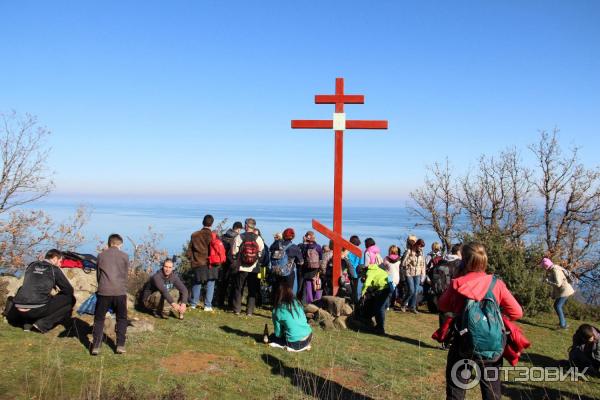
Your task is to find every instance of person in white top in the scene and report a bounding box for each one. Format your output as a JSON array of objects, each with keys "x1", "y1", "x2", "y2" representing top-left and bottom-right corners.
[{"x1": 231, "y1": 218, "x2": 265, "y2": 316}]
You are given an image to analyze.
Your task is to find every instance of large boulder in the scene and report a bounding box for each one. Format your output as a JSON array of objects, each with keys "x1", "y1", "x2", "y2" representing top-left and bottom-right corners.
[
  {"x1": 315, "y1": 296, "x2": 353, "y2": 317},
  {"x1": 0, "y1": 275, "x2": 23, "y2": 297}
]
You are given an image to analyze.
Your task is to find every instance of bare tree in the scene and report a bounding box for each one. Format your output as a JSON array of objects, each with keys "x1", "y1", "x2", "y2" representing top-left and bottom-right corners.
[
  {"x1": 460, "y1": 148, "x2": 535, "y2": 242},
  {"x1": 409, "y1": 158, "x2": 461, "y2": 252},
  {"x1": 0, "y1": 111, "x2": 54, "y2": 213},
  {"x1": 0, "y1": 206, "x2": 89, "y2": 269},
  {"x1": 530, "y1": 129, "x2": 600, "y2": 299}
]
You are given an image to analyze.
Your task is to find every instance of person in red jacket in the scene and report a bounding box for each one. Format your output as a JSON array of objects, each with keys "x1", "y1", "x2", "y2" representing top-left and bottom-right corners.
[{"x1": 438, "y1": 242, "x2": 523, "y2": 400}]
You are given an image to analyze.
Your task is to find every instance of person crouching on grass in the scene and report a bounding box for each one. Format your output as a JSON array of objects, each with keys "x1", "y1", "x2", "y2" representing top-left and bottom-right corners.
[
  {"x1": 267, "y1": 280, "x2": 312, "y2": 352},
  {"x1": 92, "y1": 233, "x2": 129, "y2": 356},
  {"x1": 141, "y1": 258, "x2": 188, "y2": 319},
  {"x1": 357, "y1": 263, "x2": 394, "y2": 335}
]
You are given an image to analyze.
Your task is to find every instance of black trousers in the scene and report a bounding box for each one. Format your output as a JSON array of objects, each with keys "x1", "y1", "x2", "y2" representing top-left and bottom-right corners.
[
  {"x1": 10, "y1": 292, "x2": 74, "y2": 332},
  {"x1": 92, "y1": 294, "x2": 128, "y2": 348},
  {"x1": 232, "y1": 272, "x2": 259, "y2": 314},
  {"x1": 446, "y1": 344, "x2": 503, "y2": 400},
  {"x1": 215, "y1": 263, "x2": 234, "y2": 307}
]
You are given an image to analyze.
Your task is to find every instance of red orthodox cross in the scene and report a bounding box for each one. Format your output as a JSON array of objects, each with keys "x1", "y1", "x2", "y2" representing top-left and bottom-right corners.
[{"x1": 291, "y1": 77, "x2": 388, "y2": 294}]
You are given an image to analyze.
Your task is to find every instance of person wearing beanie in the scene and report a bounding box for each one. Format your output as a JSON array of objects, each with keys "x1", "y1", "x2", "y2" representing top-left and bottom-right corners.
[
  {"x1": 540, "y1": 257, "x2": 575, "y2": 329},
  {"x1": 269, "y1": 227, "x2": 304, "y2": 297}
]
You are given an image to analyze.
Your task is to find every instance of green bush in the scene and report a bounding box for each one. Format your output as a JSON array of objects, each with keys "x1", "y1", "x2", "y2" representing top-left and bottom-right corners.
[
  {"x1": 466, "y1": 231, "x2": 552, "y2": 316},
  {"x1": 563, "y1": 299, "x2": 600, "y2": 321}
]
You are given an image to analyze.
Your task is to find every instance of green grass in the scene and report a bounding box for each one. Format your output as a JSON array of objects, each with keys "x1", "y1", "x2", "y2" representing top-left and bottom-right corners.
[{"x1": 0, "y1": 307, "x2": 598, "y2": 400}]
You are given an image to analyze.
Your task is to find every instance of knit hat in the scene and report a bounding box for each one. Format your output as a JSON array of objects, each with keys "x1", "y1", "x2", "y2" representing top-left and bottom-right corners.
[
  {"x1": 304, "y1": 231, "x2": 316, "y2": 242},
  {"x1": 407, "y1": 235, "x2": 417, "y2": 245},
  {"x1": 283, "y1": 228, "x2": 295, "y2": 240},
  {"x1": 540, "y1": 258, "x2": 553, "y2": 270},
  {"x1": 273, "y1": 232, "x2": 282, "y2": 240}
]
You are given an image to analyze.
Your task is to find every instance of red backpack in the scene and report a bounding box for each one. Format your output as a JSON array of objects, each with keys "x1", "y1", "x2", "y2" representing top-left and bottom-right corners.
[
  {"x1": 239, "y1": 232, "x2": 260, "y2": 266},
  {"x1": 208, "y1": 233, "x2": 227, "y2": 266}
]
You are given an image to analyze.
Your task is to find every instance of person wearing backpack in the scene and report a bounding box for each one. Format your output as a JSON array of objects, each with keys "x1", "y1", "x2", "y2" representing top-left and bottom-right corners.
[
  {"x1": 428, "y1": 243, "x2": 463, "y2": 347},
  {"x1": 357, "y1": 263, "x2": 394, "y2": 335},
  {"x1": 382, "y1": 245, "x2": 401, "y2": 311},
  {"x1": 7, "y1": 249, "x2": 75, "y2": 333},
  {"x1": 438, "y1": 242, "x2": 523, "y2": 400},
  {"x1": 270, "y1": 227, "x2": 304, "y2": 298},
  {"x1": 186, "y1": 214, "x2": 215, "y2": 311},
  {"x1": 215, "y1": 221, "x2": 243, "y2": 308},
  {"x1": 298, "y1": 231, "x2": 323, "y2": 304},
  {"x1": 231, "y1": 218, "x2": 265, "y2": 316},
  {"x1": 540, "y1": 257, "x2": 575, "y2": 330},
  {"x1": 401, "y1": 235, "x2": 426, "y2": 313}
]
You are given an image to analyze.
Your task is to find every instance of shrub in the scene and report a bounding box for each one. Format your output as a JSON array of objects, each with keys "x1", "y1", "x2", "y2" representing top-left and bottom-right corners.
[
  {"x1": 0, "y1": 279, "x2": 7, "y2": 312},
  {"x1": 466, "y1": 231, "x2": 552, "y2": 316},
  {"x1": 563, "y1": 299, "x2": 600, "y2": 321}
]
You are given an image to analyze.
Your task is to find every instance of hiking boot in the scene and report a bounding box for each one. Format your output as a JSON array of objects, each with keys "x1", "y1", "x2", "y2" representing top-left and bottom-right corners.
[
  {"x1": 410, "y1": 309, "x2": 419, "y2": 314},
  {"x1": 400, "y1": 306, "x2": 407, "y2": 312},
  {"x1": 91, "y1": 346, "x2": 101, "y2": 356},
  {"x1": 32, "y1": 323, "x2": 45, "y2": 333},
  {"x1": 204, "y1": 307, "x2": 214, "y2": 312},
  {"x1": 23, "y1": 323, "x2": 33, "y2": 332},
  {"x1": 116, "y1": 346, "x2": 126, "y2": 354}
]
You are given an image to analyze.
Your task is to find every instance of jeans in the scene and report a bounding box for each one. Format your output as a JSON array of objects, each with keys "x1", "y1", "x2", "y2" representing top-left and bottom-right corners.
[
  {"x1": 191, "y1": 280, "x2": 215, "y2": 308},
  {"x1": 554, "y1": 296, "x2": 569, "y2": 328},
  {"x1": 406, "y1": 275, "x2": 422, "y2": 310}
]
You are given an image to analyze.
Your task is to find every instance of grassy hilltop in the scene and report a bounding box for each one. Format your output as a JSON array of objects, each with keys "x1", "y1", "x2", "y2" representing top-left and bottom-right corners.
[{"x1": 0, "y1": 307, "x2": 598, "y2": 400}]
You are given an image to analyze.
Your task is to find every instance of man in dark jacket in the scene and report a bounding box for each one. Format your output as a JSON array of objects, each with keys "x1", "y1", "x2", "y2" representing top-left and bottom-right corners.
[
  {"x1": 186, "y1": 214, "x2": 215, "y2": 311},
  {"x1": 8, "y1": 249, "x2": 75, "y2": 333},
  {"x1": 142, "y1": 258, "x2": 188, "y2": 319},
  {"x1": 215, "y1": 221, "x2": 243, "y2": 308}
]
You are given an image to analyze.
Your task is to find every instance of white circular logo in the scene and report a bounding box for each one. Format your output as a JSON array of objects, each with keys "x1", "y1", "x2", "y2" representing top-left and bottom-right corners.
[{"x1": 450, "y1": 359, "x2": 481, "y2": 390}]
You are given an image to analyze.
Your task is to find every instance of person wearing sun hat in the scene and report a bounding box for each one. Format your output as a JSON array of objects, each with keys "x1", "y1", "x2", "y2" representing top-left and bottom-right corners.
[{"x1": 540, "y1": 257, "x2": 575, "y2": 329}]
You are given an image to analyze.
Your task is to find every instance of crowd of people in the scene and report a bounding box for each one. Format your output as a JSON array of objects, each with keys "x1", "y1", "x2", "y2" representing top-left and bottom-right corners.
[{"x1": 2, "y1": 213, "x2": 597, "y2": 399}]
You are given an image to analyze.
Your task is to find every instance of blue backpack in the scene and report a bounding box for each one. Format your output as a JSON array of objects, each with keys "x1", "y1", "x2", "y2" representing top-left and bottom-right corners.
[
  {"x1": 270, "y1": 242, "x2": 294, "y2": 277},
  {"x1": 456, "y1": 276, "x2": 506, "y2": 361}
]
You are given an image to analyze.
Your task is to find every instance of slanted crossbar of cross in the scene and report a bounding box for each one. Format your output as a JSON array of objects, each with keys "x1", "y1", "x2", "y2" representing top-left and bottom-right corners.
[{"x1": 291, "y1": 78, "x2": 388, "y2": 294}]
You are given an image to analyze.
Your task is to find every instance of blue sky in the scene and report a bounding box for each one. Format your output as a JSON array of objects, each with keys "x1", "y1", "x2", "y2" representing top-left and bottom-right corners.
[{"x1": 1, "y1": 1, "x2": 599, "y2": 206}]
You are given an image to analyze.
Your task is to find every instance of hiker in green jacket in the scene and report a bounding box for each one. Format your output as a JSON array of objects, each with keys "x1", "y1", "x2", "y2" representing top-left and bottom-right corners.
[{"x1": 358, "y1": 264, "x2": 393, "y2": 335}]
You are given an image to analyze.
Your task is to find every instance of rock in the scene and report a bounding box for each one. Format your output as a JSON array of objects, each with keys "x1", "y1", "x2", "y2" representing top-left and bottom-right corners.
[
  {"x1": 320, "y1": 317, "x2": 335, "y2": 330},
  {"x1": 304, "y1": 303, "x2": 320, "y2": 314},
  {"x1": 128, "y1": 318, "x2": 154, "y2": 333},
  {"x1": 0, "y1": 276, "x2": 23, "y2": 296},
  {"x1": 316, "y1": 296, "x2": 350, "y2": 317},
  {"x1": 63, "y1": 268, "x2": 97, "y2": 293},
  {"x1": 333, "y1": 316, "x2": 348, "y2": 330}
]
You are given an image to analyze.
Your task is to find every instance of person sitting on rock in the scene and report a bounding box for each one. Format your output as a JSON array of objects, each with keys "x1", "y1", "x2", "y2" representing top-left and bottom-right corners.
[
  {"x1": 7, "y1": 249, "x2": 75, "y2": 333},
  {"x1": 141, "y1": 258, "x2": 188, "y2": 319},
  {"x1": 268, "y1": 280, "x2": 312, "y2": 352}
]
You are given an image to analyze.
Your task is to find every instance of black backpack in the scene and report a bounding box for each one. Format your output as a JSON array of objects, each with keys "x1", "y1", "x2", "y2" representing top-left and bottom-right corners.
[
  {"x1": 430, "y1": 263, "x2": 452, "y2": 296},
  {"x1": 13, "y1": 261, "x2": 56, "y2": 306}
]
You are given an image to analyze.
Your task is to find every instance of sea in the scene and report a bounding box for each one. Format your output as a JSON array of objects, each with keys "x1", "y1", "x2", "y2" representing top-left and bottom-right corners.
[{"x1": 25, "y1": 200, "x2": 440, "y2": 260}]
